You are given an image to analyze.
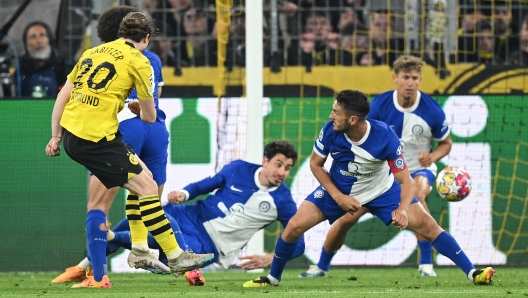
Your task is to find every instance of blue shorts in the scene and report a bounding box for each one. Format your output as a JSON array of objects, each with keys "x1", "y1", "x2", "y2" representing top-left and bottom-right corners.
[
  {"x1": 411, "y1": 169, "x2": 435, "y2": 187},
  {"x1": 119, "y1": 117, "x2": 169, "y2": 186},
  {"x1": 306, "y1": 181, "x2": 419, "y2": 226},
  {"x1": 163, "y1": 204, "x2": 219, "y2": 262}
]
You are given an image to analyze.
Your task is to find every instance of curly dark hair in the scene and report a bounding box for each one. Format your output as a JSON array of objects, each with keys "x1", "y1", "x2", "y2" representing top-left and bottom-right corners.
[
  {"x1": 335, "y1": 89, "x2": 370, "y2": 120},
  {"x1": 97, "y1": 6, "x2": 141, "y2": 43},
  {"x1": 264, "y1": 140, "x2": 298, "y2": 165},
  {"x1": 117, "y1": 11, "x2": 158, "y2": 43}
]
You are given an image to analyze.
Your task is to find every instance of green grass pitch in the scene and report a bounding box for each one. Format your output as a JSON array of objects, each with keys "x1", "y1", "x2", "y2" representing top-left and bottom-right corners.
[{"x1": 0, "y1": 267, "x2": 526, "y2": 297}]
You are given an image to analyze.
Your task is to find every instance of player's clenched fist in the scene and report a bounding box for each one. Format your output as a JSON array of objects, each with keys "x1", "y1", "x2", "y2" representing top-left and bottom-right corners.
[
  {"x1": 46, "y1": 136, "x2": 62, "y2": 156},
  {"x1": 128, "y1": 101, "x2": 140, "y2": 116}
]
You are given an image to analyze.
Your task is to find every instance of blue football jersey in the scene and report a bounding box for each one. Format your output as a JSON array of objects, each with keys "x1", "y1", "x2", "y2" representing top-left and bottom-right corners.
[
  {"x1": 368, "y1": 90, "x2": 450, "y2": 174},
  {"x1": 119, "y1": 50, "x2": 165, "y2": 122},
  {"x1": 127, "y1": 50, "x2": 163, "y2": 105},
  {"x1": 313, "y1": 119, "x2": 404, "y2": 204},
  {"x1": 179, "y1": 160, "x2": 302, "y2": 269}
]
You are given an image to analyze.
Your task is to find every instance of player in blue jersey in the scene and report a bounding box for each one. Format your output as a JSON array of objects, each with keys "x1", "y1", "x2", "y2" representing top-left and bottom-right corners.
[
  {"x1": 53, "y1": 140, "x2": 305, "y2": 286},
  {"x1": 51, "y1": 6, "x2": 213, "y2": 287},
  {"x1": 299, "y1": 55, "x2": 452, "y2": 278},
  {"x1": 244, "y1": 90, "x2": 494, "y2": 288}
]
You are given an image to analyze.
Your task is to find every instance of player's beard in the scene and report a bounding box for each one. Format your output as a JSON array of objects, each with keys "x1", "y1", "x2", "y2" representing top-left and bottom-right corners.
[{"x1": 28, "y1": 46, "x2": 52, "y2": 60}]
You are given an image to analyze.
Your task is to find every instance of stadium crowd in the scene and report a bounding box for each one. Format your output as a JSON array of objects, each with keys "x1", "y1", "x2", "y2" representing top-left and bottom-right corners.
[
  {"x1": 140, "y1": 0, "x2": 528, "y2": 68},
  {"x1": 4, "y1": 0, "x2": 528, "y2": 96}
]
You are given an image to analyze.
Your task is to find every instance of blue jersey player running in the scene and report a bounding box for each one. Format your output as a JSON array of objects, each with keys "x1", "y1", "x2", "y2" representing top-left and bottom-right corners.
[
  {"x1": 299, "y1": 55, "x2": 453, "y2": 278},
  {"x1": 53, "y1": 140, "x2": 305, "y2": 286},
  {"x1": 243, "y1": 89, "x2": 494, "y2": 288}
]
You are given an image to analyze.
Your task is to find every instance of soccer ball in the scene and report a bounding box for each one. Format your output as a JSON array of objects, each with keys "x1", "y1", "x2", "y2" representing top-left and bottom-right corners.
[{"x1": 435, "y1": 166, "x2": 472, "y2": 202}]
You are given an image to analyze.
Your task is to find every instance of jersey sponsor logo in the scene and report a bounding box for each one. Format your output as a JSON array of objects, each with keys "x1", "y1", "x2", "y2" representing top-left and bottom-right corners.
[
  {"x1": 259, "y1": 201, "x2": 271, "y2": 212},
  {"x1": 394, "y1": 157, "x2": 405, "y2": 169},
  {"x1": 340, "y1": 162, "x2": 373, "y2": 177},
  {"x1": 412, "y1": 125, "x2": 424, "y2": 135},
  {"x1": 331, "y1": 151, "x2": 341, "y2": 155},
  {"x1": 347, "y1": 162, "x2": 362, "y2": 173},
  {"x1": 396, "y1": 145, "x2": 402, "y2": 155},
  {"x1": 314, "y1": 189, "x2": 324, "y2": 198},
  {"x1": 339, "y1": 170, "x2": 373, "y2": 177},
  {"x1": 230, "y1": 185, "x2": 243, "y2": 192},
  {"x1": 230, "y1": 203, "x2": 244, "y2": 213}
]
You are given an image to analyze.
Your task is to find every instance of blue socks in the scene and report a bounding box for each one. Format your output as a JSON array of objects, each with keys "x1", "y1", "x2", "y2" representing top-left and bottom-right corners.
[
  {"x1": 317, "y1": 248, "x2": 336, "y2": 272},
  {"x1": 432, "y1": 231, "x2": 475, "y2": 275},
  {"x1": 418, "y1": 239, "x2": 433, "y2": 265},
  {"x1": 269, "y1": 236, "x2": 297, "y2": 281},
  {"x1": 86, "y1": 210, "x2": 108, "y2": 282}
]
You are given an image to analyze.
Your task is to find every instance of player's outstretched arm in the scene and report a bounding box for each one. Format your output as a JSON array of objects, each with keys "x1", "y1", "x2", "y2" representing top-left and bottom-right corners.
[{"x1": 46, "y1": 81, "x2": 73, "y2": 157}]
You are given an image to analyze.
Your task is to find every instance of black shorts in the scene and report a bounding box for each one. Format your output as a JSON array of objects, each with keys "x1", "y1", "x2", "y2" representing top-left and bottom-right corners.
[{"x1": 62, "y1": 129, "x2": 143, "y2": 188}]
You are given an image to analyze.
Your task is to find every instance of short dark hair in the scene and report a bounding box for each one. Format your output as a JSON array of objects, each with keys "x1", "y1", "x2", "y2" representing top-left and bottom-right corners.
[
  {"x1": 117, "y1": 11, "x2": 158, "y2": 43},
  {"x1": 264, "y1": 140, "x2": 298, "y2": 165},
  {"x1": 335, "y1": 89, "x2": 370, "y2": 119},
  {"x1": 97, "y1": 6, "x2": 141, "y2": 43}
]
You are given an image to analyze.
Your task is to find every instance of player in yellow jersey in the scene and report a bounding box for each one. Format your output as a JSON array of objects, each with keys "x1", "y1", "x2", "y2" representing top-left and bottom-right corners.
[{"x1": 45, "y1": 12, "x2": 213, "y2": 289}]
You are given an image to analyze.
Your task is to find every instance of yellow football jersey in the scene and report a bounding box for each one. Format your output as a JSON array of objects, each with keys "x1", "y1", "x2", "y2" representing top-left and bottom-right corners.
[{"x1": 61, "y1": 39, "x2": 154, "y2": 142}]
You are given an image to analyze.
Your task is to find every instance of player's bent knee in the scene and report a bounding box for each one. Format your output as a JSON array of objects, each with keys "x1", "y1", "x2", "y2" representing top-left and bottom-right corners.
[{"x1": 282, "y1": 221, "x2": 306, "y2": 242}]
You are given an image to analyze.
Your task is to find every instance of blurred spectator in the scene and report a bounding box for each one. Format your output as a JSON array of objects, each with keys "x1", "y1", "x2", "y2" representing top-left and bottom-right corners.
[
  {"x1": 458, "y1": 4, "x2": 485, "y2": 34},
  {"x1": 14, "y1": 21, "x2": 71, "y2": 98},
  {"x1": 455, "y1": 3, "x2": 484, "y2": 63},
  {"x1": 173, "y1": 7, "x2": 217, "y2": 67},
  {"x1": 493, "y1": 0, "x2": 519, "y2": 61},
  {"x1": 328, "y1": 22, "x2": 373, "y2": 66},
  {"x1": 297, "y1": 11, "x2": 338, "y2": 67},
  {"x1": 328, "y1": 22, "x2": 354, "y2": 65},
  {"x1": 369, "y1": 10, "x2": 404, "y2": 66},
  {"x1": 336, "y1": 2, "x2": 358, "y2": 33},
  {"x1": 459, "y1": 19, "x2": 502, "y2": 63},
  {"x1": 141, "y1": 0, "x2": 160, "y2": 14},
  {"x1": 507, "y1": 14, "x2": 528, "y2": 65},
  {"x1": 149, "y1": 24, "x2": 176, "y2": 66},
  {"x1": 225, "y1": 8, "x2": 246, "y2": 67},
  {"x1": 152, "y1": 0, "x2": 193, "y2": 38}
]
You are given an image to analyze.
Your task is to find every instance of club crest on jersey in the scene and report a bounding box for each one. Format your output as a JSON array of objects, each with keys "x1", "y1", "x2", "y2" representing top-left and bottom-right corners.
[
  {"x1": 314, "y1": 190, "x2": 324, "y2": 199},
  {"x1": 128, "y1": 153, "x2": 139, "y2": 165},
  {"x1": 259, "y1": 202, "x2": 270, "y2": 212},
  {"x1": 412, "y1": 125, "x2": 424, "y2": 135},
  {"x1": 394, "y1": 157, "x2": 405, "y2": 169}
]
